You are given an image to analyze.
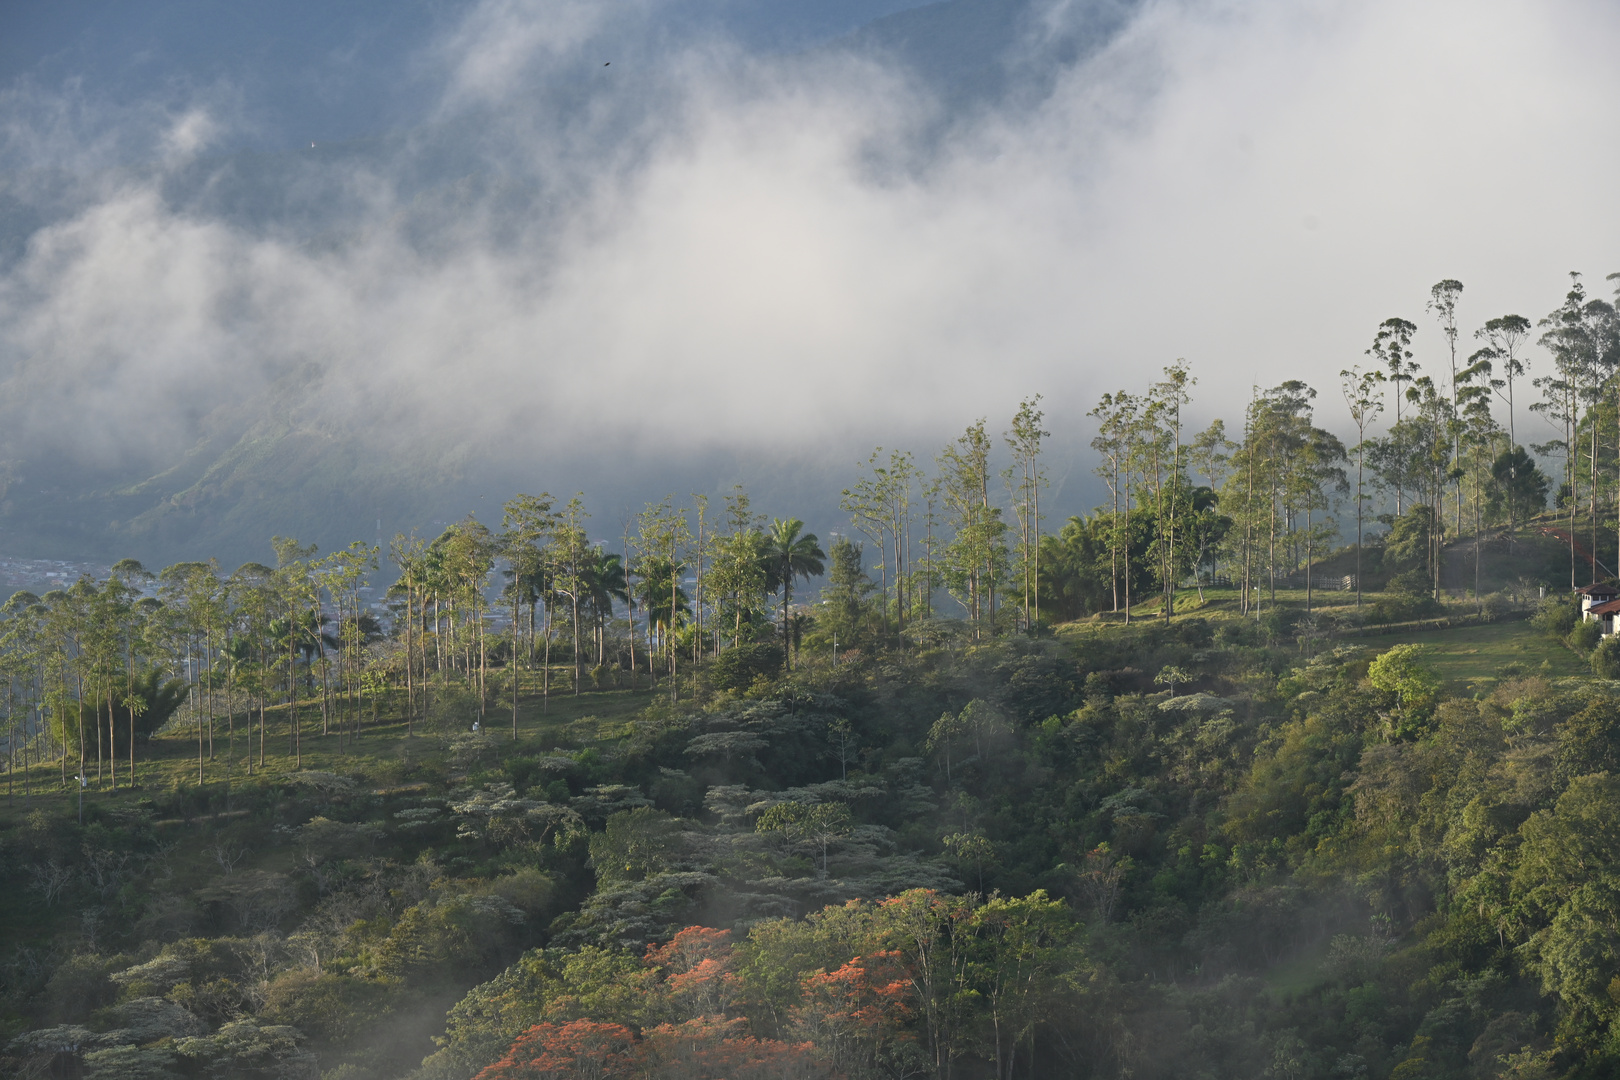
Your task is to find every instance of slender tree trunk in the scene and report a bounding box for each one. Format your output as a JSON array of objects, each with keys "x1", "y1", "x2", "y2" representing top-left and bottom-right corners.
[
  {"x1": 1122, "y1": 491, "x2": 1132, "y2": 625},
  {"x1": 512, "y1": 591, "x2": 522, "y2": 740},
  {"x1": 542, "y1": 598, "x2": 552, "y2": 712},
  {"x1": 206, "y1": 635, "x2": 216, "y2": 760},
  {"x1": 1305, "y1": 503, "x2": 1313, "y2": 614},
  {"x1": 97, "y1": 691, "x2": 105, "y2": 788},
  {"x1": 107, "y1": 694, "x2": 116, "y2": 791},
  {"x1": 318, "y1": 633, "x2": 331, "y2": 737},
  {"x1": 668, "y1": 551, "x2": 678, "y2": 698},
  {"x1": 1355, "y1": 442, "x2": 1364, "y2": 609},
  {"x1": 1268, "y1": 480, "x2": 1279, "y2": 609},
  {"x1": 694, "y1": 516, "x2": 704, "y2": 663},
  {"x1": 289, "y1": 622, "x2": 300, "y2": 769},
  {"x1": 195, "y1": 643, "x2": 205, "y2": 785},
  {"x1": 1110, "y1": 459, "x2": 1120, "y2": 613},
  {"x1": 1032, "y1": 457, "x2": 1040, "y2": 628},
  {"x1": 1475, "y1": 452, "x2": 1483, "y2": 614},
  {"x1": 572, "y1": 593, "x2": 583, "y2": 697},
  {"x1": 1569, "y1": 401, "x2": 1578, "y2": 589},
  {"x1": 1593, "y1": 404, "x2": 1600, "y2": 584}
]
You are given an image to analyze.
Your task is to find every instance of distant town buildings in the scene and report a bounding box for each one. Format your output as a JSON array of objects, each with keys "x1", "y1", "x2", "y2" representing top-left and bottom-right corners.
[{"x1": 0, "y1": 556, "x2": 113, "y2": 593}]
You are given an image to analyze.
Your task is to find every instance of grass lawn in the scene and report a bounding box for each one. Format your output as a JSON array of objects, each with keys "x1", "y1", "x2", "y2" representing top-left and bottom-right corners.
[
  {"x1": 1363, "y1": 619, "x2": 1586, "y2": 690},
  {"x1": 0, "y1": 679, "x2": 662, "y2": 824},
  {"x1": 1063, "y1": 586, "x2": 1386, "y2": 629},
  {"x1": 1052, "y1": 585, "x2": 1584, "y2": 695}
]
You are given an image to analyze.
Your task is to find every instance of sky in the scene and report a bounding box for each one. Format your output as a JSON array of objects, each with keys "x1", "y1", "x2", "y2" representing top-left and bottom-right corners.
[{"x1": 2, "y1": 0, "x2": 1619, "y2": 551}]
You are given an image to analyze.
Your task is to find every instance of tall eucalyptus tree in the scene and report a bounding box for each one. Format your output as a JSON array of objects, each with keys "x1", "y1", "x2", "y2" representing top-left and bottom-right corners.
[
  {"x1": 1340, "y1": 366, "x2": 1385, "y2": 608},
  {"x1": 272, "y1": 538, "x2": 318, "y2": 768},
  {"x1": 388, "y1": 534, "x2": 429, "y2": 733},
  {"x1": 1539, "y1": 274, "x2": 1618, "y2": 584},
  {"x1": 1004, "y1": 396, "x2": 1048, "y2": 631},
  {"x1": 1148, "y1": 364, "x2": 1193, "y2": 622},
  {"x1": 501, "y1": 494, "x2": 555, "y2": 735},
  {"x1": 842, "y1": 449, "x2": 916, "y2": 642},
  {"x1": 1088, "y1": 392, "x2": 1137, "y2": 618},
  {"x1": 556, "y1": 497, "x2": 597, "y2": 696},
  {"x1": 1428, "y1": 279, "x2": 1466, "y2": 533},
  {"x1": 1475, "y1": 314, "x2": 1533, "y2": 448},
  {"x1": 938, "y1": 419, "x2": 1007, "y2": 634},
  {"x1": 1368, "y1": 317, "x2": 1420, "y2": 513}
]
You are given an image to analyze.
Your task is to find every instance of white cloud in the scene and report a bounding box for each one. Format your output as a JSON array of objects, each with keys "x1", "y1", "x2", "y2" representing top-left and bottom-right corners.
[
  {"x1": 160, "y1": 108, "x2": 221, "y2": 162},
  {"x1": 4, "y1": 0, "x2": 1620, "y2": 486}
]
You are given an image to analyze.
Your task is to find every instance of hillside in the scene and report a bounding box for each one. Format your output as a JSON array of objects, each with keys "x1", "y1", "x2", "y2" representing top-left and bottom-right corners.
[{"x1": 3, "y1": 563, "x2": 1619, "y2": 1078}]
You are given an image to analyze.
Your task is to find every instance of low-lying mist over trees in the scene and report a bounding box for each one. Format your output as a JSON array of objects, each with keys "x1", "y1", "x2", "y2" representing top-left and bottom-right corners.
[
  {"x1": 4, "y1": 0, "x2": 1620, "y2": 565},
  {"x1": 7, "y1": 1, "x2": 1620, "y2": 1077}
]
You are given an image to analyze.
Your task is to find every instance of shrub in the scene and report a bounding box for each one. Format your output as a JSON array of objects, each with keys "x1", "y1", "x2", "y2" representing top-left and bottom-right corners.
[
  {"x1": 1591, "y1": 635, "x2": 1620, "y2": 678},
  {"x1": 709, "y1": 643, "x2": 784, "y2": 692},
  {"x1": 1367, "y1": 644, "x2": 1440, "y2": 712},
  {"x1": 1386, "y1": 568, "x2": 1432, "y2": 597},
  {"x1": 1532, "y1": 594, "x2": 1579, "y2": 639},
  {"x1": 44, "y1": 953, "x2": 122, "y2": 1023},
  {"x1": 1366, "y1": 594, "x2": 1444, "y2": 625},
  {"x1": 1567, "y1": 619, "x2": 1602, "y2": 655},
  {"x1": 1259, "y1": 610, "x2": 1296, "y2": 644}
]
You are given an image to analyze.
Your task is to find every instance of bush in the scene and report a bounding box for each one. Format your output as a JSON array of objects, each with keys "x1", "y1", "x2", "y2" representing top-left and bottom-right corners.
[
  {"x1": 1592, "y1": 635, "x2": 1620, "y2": 678},
  {"x1": 1481, "y1": 592, "x2": 1514, "y2": 621},
  {"x1": 708, "y1": 643, "x2": 784, "y2": 692},
  {"x1": 426, "y1": 684, "x2": 481, "y2": 736},
  {"x1": 1569, "y1": 618, "x2": 1603, "y2": 655},
  {"x1": 1368, "y1": 644, "x2": 1441, "y2": 711},
  {"x1": 44, "y1": 953, "x2": 122, "y2": 1023},
  {"x1": 1259, "y1": 610, "x2": 1297, "y2": 644},
  {"x1": 1366, "y1": 594, "x2": 1444, "y2": 625},
  {"x1": 1386, "y1": 568, "x2": 1432, "y2": 597},
  {"x1": 1533, "y1": 594, "x2": 1579, "y2": 639}
]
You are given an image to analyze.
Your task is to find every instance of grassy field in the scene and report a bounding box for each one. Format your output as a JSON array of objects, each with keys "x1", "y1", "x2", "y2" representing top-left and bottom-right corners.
[
  {"x1": 0, "y1": 679, "x2": 663, "y2": 823},
  {"x1": 1363, "y1": 618, "x2": 1586, "y2": 690},
  {"x1": 1051, "y1": 578, "x2": 1582, "y2": 694},
  {"x1": 0, "y1": 582, "x2": 1580, "y2": 821}
]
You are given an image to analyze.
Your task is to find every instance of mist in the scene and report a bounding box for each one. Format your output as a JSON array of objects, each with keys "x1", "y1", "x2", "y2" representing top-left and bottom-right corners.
[{"x1": 1, "y1": 0, "x2": 1618, "y2": 562}]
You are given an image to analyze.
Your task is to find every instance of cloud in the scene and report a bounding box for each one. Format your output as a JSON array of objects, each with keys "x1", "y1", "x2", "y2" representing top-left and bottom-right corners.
[
  {"x1": 3, "y1": 0, "x2": 1620, "y2": 493},
  {"x1": 160, "y1": 108, "x2": 222, "y2": 162},
  {"x1": 434, "y1": 0, "x2": 618, "y2": 108}
]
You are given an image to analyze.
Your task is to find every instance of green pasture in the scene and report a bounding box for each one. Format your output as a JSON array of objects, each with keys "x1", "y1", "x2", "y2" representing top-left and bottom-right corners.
[
  {"x1": 1356, "y1": 619, "x2": 1586, "y2": 689},
  {"x1": 0, "y1": 679, "x2": 662, "y2": 823}
]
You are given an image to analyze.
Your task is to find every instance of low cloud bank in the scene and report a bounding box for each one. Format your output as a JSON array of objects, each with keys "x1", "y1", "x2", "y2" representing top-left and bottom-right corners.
[{"x1": 1, "y1": 0, "x2": 1617, "y2": 517}]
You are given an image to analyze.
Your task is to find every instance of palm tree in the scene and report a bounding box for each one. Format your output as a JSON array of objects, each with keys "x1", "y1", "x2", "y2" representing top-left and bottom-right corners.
[
  {"x1": 762, "y1": 518, "x2": 826, "y2": 668},
  {"x1": 583, "y1": 551, "x2": 629, "y2": 666}
]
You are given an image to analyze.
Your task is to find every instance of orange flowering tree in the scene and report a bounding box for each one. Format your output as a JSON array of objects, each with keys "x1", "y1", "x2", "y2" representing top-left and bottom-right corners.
[
  {"x1": 471, "y1": 891, "x2": 1080, "y2": 1079},
  {"x1": 474, "y1": 1019, "x2": 637, "y2": 1080}
]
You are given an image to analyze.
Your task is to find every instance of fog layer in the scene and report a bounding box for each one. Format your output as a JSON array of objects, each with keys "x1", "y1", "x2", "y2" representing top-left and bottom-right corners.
[{"x1": 0, "y1": 0, "x2": 1617, "y2": 559}]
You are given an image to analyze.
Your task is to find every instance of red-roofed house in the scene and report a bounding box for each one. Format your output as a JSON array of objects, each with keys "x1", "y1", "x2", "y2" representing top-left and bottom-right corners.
[
  {"x1": 1578, "y1": 582, "x2": 1620, "y2": 623},
  {"x1": 1589, "y1": 597, "x2": 1620, "y2": 637}
]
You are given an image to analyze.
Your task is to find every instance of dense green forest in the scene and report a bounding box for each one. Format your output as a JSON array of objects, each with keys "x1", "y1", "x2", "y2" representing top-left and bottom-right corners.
[{"x1": 8, "y1": 272, "x2": 1620, "y2": 1079}]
